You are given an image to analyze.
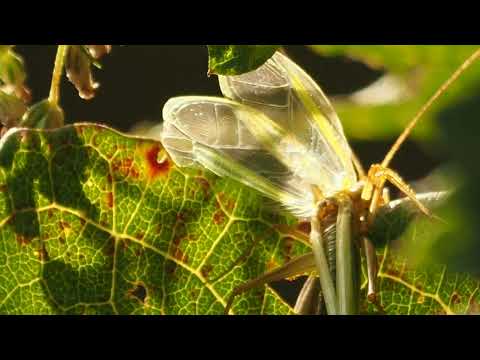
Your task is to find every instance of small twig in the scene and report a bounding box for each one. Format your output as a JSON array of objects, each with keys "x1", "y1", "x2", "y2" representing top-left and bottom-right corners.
[{"x1": 48, "y1": 45, "x2": 69, "y2": 105}]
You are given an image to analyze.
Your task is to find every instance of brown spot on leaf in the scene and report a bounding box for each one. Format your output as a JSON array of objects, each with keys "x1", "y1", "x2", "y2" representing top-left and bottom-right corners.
[
  {"x1": 59, "y1": 221, "x2": 71, "y2": 230},
  {"x1": 218, "y1": 192, "x2": 235, "y2": 212},
  {"x1": 122, "y1": 239, "x2": 131, "y2": 250},
  {"x1": 107, "y1": 173, "x2": 113, "y2": 184},
  {"x1": 283, "y1": 237, "x2": 294, "y2": 262},
  {"x1": 451, "y1": 292, "x2": 461, "y2": 305},
  {"x1": 415, "y1": 283, "x2": 424, "y2": 292},
  {"x1": 112, "y1": 158, "x2": 139, "y2": 179},
  {"x1": 467, "y1": 298, "x2": 480, "y2": 314},
  {"x1": 386, "y1": 268, "x2": 401, "y2": 278},
  {"x1": 145, "y1": 145, "x2": 170, "y2": 179},
  {"x1": 174, "y1": 247, "x2": 187, "y2": 263},
  {"x1": 106, "y1": 192, "x2": 114, "y2": 208},
  {"x1": 176, "y1": 212, "x2": 186, "y2": 223},
  {"x1": 165, "y1": 261, "x2": 178, "y2": 276},
  {"x1": 103, "y1": 237, "x2": 115, "y2": 257},
  {"x1": 171, "y1": 236, "x2": 188, "y2": 264},
  {"x1": 190, "y1": 288, "x2": 200, "y2": 299},
  {"x1": 196, "y1": 177, "x2": 211, "y2": 199},
  {"x1": 16, "y1": 234, "x2": 31, "y2": 246},
  {"x1": 135, "y1": 232, "x2": 145, "y2": 241},
  {"x1": 36, "y1": 244, "x2": 50, "y2": 262},
  {"x1": 297, "y1": 221, "x2": 311, "y2": 234},
  {"x1": 201, "y1": 264, "x2": 213, "y2": 279},
  {"x1": 0, "y1": 185, "x2": 7, "y2": 193},
  {"x1": 213, "y1": 210, "x2": 226, "y2": 225},
  {"x1": 127, "y1": 282, "x2": 148, "y2": 304}
]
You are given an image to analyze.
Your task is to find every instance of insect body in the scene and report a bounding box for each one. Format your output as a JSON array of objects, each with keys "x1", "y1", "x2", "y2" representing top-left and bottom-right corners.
[{"x1": 160, "y1": 49, "x2": 480, "y2": 315}]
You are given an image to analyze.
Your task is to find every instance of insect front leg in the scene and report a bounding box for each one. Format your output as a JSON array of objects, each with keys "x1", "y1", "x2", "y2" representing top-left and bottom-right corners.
[
  {"x1": 362, "y1": 236, "x2": 378, "y2": 304},
  {"x1": 224, "y1": 253, "x2": 316, "y2": 315},
  {"x1": 366, "y1": 164, "x2": 432, "y2": 219},
  {"x1": 294, "y1": 274, "x2": 322, "y2": 315},
  {"x1": 335, "y1": 194, "x2": 359, "y2": 315}
]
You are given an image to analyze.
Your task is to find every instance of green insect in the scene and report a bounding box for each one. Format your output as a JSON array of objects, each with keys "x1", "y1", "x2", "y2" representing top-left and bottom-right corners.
[{"x1": 160, "y1": 49, "x2": 480, "y2": 315}]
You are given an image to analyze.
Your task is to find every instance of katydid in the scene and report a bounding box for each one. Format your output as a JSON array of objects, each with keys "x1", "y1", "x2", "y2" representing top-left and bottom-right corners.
[{"x1": 160, "y1": 49, "x2": 480, "y2": 315}]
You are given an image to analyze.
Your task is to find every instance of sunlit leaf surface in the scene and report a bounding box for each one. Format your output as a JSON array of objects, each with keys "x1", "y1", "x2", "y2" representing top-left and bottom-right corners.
[{"x1": 0, "y1": 124, "x2": 309, "y2": 314}]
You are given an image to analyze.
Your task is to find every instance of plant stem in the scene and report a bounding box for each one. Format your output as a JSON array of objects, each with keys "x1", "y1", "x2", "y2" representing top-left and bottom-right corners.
[{"x1": 48, "y1": 45, "x2": 68, "y2": 105}]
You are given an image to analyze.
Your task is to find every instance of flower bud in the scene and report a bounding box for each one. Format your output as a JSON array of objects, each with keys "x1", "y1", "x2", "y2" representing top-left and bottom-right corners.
[
  {"x1": 0, "y1": 46, "x2": 31, "y2": 102},
  {"x1": 0, "y1": 91, "x2": 28, "y2": 128},
  {"x1": 20, "y1": 99, "x2": 64, "y2": 129}
]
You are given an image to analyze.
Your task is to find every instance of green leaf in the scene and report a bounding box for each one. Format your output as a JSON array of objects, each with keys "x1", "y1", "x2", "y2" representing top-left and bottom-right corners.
[
  {"x1": 361, "y1": 246, "x2": 480, "y2": 315},
  {"x1": 207, "y1": 45, "x2": 280, "y2": 76},
  {"x1": 310, "y1": 45, "x2": 480, "y2": 141},
  {"x1": 0, "y1": 124, "x2": 309, "y2": 314},
  {"x1": 0, "y1": 45, "x2": 31, "y2": 102},
  {"x1": 363, "y1": 193, "x2": 480, "y2": 315},
  {"x1": 1, "y1": 123, "x2": 478, "y2": 314}
]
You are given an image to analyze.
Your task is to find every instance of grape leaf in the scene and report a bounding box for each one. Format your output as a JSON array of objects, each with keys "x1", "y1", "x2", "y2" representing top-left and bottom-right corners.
[
  {"x1": 362, "y1": 247, "x2": 480, "y2": 315},
  {"x1": 362, "y1": 194, "x2": 480, "y2": 315},
  {"x1": 0, "y1": 123, "x2": 477, "y2": 315},
  {"x1": 0, "y1": 124, "x2": 309, "y2": 314},
  {"x1": 207, "y1": 45, "x2": 280, "y2": 76}
]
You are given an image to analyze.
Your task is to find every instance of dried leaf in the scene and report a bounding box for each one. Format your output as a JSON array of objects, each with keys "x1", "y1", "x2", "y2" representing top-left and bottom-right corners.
[
  {"x1": 85, "y1": 45, "x2": 111, "y2": 60},
  {"x1": 65, "y1": 46, "x2": 100, "y2": 100}
]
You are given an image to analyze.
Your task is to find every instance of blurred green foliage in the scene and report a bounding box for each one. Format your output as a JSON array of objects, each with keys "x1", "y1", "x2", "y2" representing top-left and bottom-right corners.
[
  {"x1": 312, "y1": 45, "x2": 480, "y2": 142},
  {"x1": 313, "y1": 46, "x2": 480, "y2": 279}
]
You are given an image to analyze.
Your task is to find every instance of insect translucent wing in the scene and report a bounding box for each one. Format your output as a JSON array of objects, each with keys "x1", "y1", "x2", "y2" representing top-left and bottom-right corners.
[
  {"x1": 218, "y1": 51, "x2": 357, "y2": 194},
  {"x1": 161, "y1": 96, "x2": 317, "y2": 217}
]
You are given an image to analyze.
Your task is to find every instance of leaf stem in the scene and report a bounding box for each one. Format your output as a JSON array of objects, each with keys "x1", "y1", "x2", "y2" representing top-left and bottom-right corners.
[{"x1": 48, "y1": 45, "x2": 69, "y2": 105}]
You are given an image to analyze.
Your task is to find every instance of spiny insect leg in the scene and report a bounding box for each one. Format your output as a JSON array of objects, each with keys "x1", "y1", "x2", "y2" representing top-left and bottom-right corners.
[
  {"x1": 224, "y1": 253, "x2": 315, "y2": 315},
  {"x1": 294, "y1": 274, "x2": 322, "y2": 315}
]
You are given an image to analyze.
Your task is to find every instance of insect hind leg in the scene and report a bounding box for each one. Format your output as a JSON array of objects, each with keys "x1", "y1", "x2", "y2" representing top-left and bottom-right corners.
[{"x1": 224, "y1": 253, "x2": 316, "y2": 314}]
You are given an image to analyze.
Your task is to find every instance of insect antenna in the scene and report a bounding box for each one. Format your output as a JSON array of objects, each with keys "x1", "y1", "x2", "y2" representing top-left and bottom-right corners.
[{"x1": 381, "y1": 48, "x2": 480, "y2": 168}]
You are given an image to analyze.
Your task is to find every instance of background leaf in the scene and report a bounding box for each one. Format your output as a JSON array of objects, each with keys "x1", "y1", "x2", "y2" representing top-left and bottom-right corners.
[
  {"x1": 310, "y1": 45, "x2": 480, "y2": 141},
  {"x1": 207, "y1": 45, "x2": 279, "y2": 75},
  {"x1": 362, "y1": 194, "x2": 480, "y2": 315}
]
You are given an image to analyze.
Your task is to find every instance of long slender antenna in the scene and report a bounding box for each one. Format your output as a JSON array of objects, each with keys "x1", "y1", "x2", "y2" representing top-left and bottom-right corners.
[{"x1": 381, "y1": 48, "x2": 480, "y2": 168}]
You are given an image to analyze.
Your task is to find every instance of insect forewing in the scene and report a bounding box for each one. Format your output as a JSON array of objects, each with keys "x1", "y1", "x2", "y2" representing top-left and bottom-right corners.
[
  {"x1": 218, "y1": 51, "x2": 357, "y2": 194},
  {"x1": 161, "y1": 96, "x2": 317, "y2": 217}
]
